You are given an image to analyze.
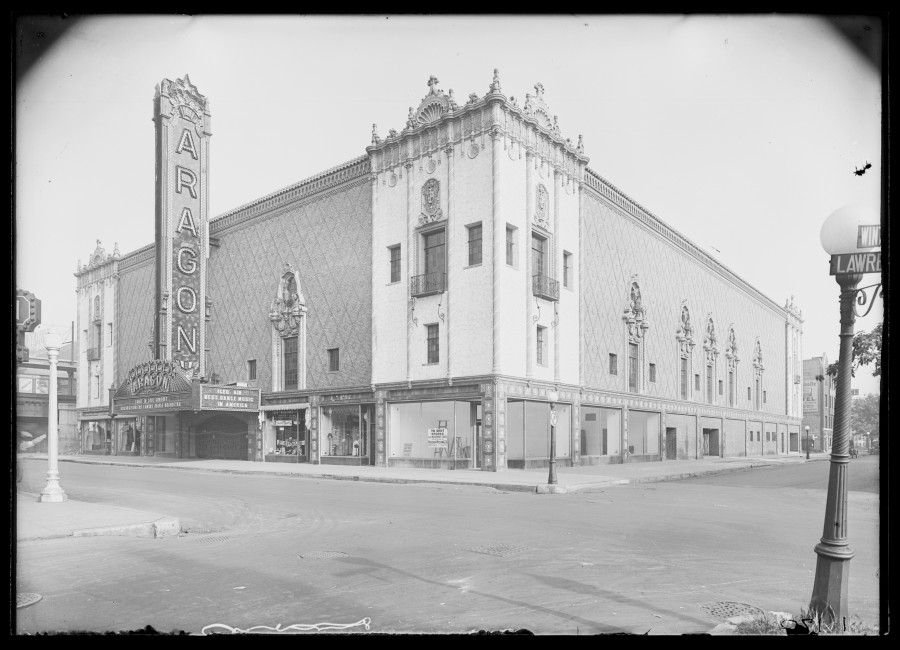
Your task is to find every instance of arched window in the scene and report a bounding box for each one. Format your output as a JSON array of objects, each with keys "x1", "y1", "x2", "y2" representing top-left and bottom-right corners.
[
  {"x1": 622, "y1": 276, "x2": 650, "y2": 394},
  {"x1": 675, "y1": 301, "x2": 695, "y2": 400},
  {"x1": 269, "y1": 263, "x2": 307, "y2": 392}
]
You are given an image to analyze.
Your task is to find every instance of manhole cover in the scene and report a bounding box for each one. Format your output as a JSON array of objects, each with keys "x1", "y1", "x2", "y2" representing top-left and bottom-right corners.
[
  {"x1": 195, "y1": 535, "x2": 231, "y2": 544},
  {"x1": 17, "y1": 593, "x2": 43, "y2": 609},
  {"x1": 699, "y1": 601, "x2": 766, "y2": 622},
  {"x1": 298, "y1": 551, "x2": 349, "y2": 559},
  {"x1": 468, "y1": 543, "x2": 530, "y2": 558}
]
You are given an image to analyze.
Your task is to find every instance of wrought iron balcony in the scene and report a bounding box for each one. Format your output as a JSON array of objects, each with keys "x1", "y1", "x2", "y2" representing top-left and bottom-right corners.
[
  {"x1": 410, "y1": 271, "x2": 447, "y2": 297},
  {"x1": 87, "y1": 347, "x2": 101, "y2": 361},
  {"x1": 532, "y1": 274, "x2": 560, "y2": 302}
]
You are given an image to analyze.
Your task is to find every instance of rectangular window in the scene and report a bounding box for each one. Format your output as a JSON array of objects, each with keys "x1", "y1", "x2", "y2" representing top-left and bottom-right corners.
[
  {"x1": 93, "y1": 375, "x2": 100, "y2": 399},
  {"x1": 755, "y1": 378, "x2": 761, "y2": 409},
  {"x1": 531, "y1": 233, "x2": 546, "y2": 277},
  {"x1": 389, "y1": 245, "x2": 401, "y2": 283},
  {"x1": 424, "y1": 229, "x2": 446, "y2": 275},
  {"x1": 157, "y1": 417, "x2": 166, "y2": 452},
  {"x1": 467, "y1": 223, "x2": 482, "y2": 266},
  {"x1": 247, "y1": 359, "x2": 257, "y2": 381},
  {"x1": 328, "y1": 347, "x2": 340, "y2": 372},
  {"x1": 748, "y1": 386, "x2": 752, "y2": 401},
  {"x1": 628, "y1": 343, "x2": 639, "y2": 392},
  {"x1": 706, "y1": 365, "x2": 713, "y2": 403},
  {"x1": 729, "y1": 371, "x2": 734, "y2": 406},
  {"x1": 427, "y1": 324, "x2": 439, "y2": 364},
  {"x1": 537, "y1": 326, "x2": 547, "y2": 366},
  {"x1": 763, "y1": 390, "x2": 767, "y2": 404},
  {"x1": 609, "y1": 353, "x2": 618, "y2": 376},
  {"x1": 718, "y1": 379, "x2": 723, "y2": 396},
  {"x1": 695, "y1": 373, "x2": 701, "y2": 391},
  {"x1": 681, "y1": 358, "x2": 688, "y2": 400},
  {"x1": 106, "y1": 323, "x2": 112, "y2": 346},
  {"x1": 563, "y1": 251, "x2": 572, "y2": 288},
  {"x1": 649, "y1": 363, "x2": 656, "y2": 383},
  {"x1": 92, "y1": 322, "x2": 102, "y2": 349},
  {"x1": 506, "y1": 225, "x2": 517, "y2": 266},
  {"x1": 283, "y1": 337, "x2": 298, "y2": 390}
]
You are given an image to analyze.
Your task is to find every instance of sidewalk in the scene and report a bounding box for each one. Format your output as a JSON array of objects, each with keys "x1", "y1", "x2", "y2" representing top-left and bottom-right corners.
[{"x1": 16, "y1": 452, "x2": 830, "y2": 542}]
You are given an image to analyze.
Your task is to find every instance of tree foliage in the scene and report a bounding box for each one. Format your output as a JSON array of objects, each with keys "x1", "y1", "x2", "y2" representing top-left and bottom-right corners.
[
  {"x1": 850, "y1": 393, "x2": 880, "y2": 439},
  {"x1": 825, "y1": 322, "x2": 882, "y2": 379}
]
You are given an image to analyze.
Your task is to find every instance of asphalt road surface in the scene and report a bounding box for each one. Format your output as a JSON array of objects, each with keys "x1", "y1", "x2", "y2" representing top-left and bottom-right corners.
[{"x1": 15, "y1": 459, "x2": 881, "y2": 635}]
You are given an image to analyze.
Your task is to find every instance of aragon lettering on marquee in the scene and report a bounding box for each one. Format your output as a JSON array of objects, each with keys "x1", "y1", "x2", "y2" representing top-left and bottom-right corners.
[
  {"x1": 176, "y1": 286, "x2": 197, "y2": 313},
  {"x1": 177, "y1": 246, "x2": 198, "y2": 274},
  {"x1": 176, "y1": 128, "x2": 199, "y2": 160},
  {"x1": 177, "y1": 325, "x2": 197, "y2": 353},
  {"x1": 176, "y1": 207, "x2": 199, "y2": 237},
  {"x1": 175, "y1": 166, "x2": 198, "y2": 199}
]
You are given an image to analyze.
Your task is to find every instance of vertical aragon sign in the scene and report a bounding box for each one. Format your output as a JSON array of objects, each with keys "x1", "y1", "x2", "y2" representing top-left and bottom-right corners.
[{"x1": 154, "y1": 76, "x2": 211, "y2": 377}]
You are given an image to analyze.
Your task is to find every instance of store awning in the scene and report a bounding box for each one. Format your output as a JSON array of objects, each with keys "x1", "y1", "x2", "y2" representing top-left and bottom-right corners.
[{"x1": 258, "y1": 403, "x2": 309, "y2": 412}]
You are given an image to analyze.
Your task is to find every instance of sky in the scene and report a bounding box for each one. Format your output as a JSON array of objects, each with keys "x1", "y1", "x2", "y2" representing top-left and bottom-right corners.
[{"x1": 14, "y1": 14, "x2": 884, "y2": 396}]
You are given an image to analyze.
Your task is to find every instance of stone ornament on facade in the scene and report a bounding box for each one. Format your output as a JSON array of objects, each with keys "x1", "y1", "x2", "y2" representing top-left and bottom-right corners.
[
  {"x1": 752, "y1": 338, "x2": 764, "y2": 374},
  {"x1": 413, "y1": 76, "x2": 455, "y2": 127},
  {"x1": 269, "y1": 263, "x2": 307, "y2": 338},
  {"x1": 703, "y1": 314, "x2": 718, "y2": 364},
  {"x1": 725, "y1": 324, "x2": 740, "y2": 369},
  {"x1": 489, "y1": 68, "x2": 502, "y2": 94},
  {"x1": 93, "y1": 295, "x2": 101, "y2": 322},
  {"x1": 534, "y1": 184, "x2": 551, "y2": 230},
  {"x1": 161, "y1": 74, "x2": 208, "y2": 125},
  {"x1": 371, "y1": 124, "x2": 381, "y2": 146},
  {"x1": 523, "y1": 82, "x2": 553, "y2": 130},
  {"x1": 425, "y1": 157, "x2": 437, "y2": 174},
  {"x1": 469, "y1": 142, "x2": 481, "y2": 159},
  {"x1": 623, "y1": 277, "x2": 649, "y2": 344},
  {"x1": 419, "y1": 178, "x2": 443, "y2": 225},
  {"x1": 676, "y1": 301, "x2": 695, "y2": 358}
]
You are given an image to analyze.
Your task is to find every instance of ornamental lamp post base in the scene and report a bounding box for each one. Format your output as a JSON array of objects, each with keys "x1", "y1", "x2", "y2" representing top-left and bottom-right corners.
[
  {"x1": 38, "y1": 472, "x2": 68, "y2": 503},
  {"x1": 810, "y1": 543, "x2": 853, "y2": 627}
]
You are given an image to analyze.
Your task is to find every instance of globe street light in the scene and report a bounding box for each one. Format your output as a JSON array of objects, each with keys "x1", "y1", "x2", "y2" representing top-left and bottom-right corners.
[{"x1": 809, "y1": 203, "x2": 882, "y2": 626}]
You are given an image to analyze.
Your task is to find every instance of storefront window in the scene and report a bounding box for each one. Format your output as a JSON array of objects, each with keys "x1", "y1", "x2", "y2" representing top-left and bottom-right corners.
[
  {"x1": 580, "y1": 407, "x2": 621, "y2": 456},
  {"x1": 628, "y1": 410, "x2": 660, "y2": 455},
  {"x1": 82, "y1": 421, "x2": 108, "y2": 452},
  {"x1": 388, "y1": 401, "x2": 473, "y2": 460},
  {"x1": 508, "y1": 400, "x2": 572, "y2": 460},
  {"x1": 322, "y1": 405, "x2": 371, "y2": 457}
]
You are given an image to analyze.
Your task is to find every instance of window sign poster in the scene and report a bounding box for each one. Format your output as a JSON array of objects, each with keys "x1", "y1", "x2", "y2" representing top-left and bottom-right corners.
[
  {"x1": 803, "y1": 380, "x2": 818, "y2": 412},
  {"x1": 427, "y1": 427, "x2": 448, "y2": 448}
]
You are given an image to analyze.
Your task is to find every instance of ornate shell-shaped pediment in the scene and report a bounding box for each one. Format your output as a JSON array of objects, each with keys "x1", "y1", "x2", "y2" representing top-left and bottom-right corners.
[
  {"x1": 523, "y1": 82, "x2": 555, "y2": 131},
  {"x1": 411, "y1": 75, "x2": 455, "y2": 127}
]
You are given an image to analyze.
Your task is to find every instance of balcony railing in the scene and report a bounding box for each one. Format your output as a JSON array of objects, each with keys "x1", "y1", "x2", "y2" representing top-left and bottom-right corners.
[
  {"x1": 87, "y1": 347, "x2": 101, "y2": 361},
  {"x1": 532, "y1": 274, "x2": 560, "y2": 302},
  {"x1": 410, "y1": 272, "x2": 447, "y2": 297}
]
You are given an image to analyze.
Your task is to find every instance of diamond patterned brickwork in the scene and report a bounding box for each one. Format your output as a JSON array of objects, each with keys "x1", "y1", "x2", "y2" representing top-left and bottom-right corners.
[
  {"x1": 116, "y1": 258, "x2": 155, "y2": 382},
  {"x1": 580, "y1": 190, "x2": 789, "y2": 416},
  {"x1": 206, "y1": 178, "x2": 373, "y2": 391}
]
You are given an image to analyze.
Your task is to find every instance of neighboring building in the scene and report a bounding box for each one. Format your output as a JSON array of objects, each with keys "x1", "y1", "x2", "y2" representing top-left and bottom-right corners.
[
  {"x1": 802, "y1": 355, "x2": 836, "y2": 453},
  {"x1": 16, "y1": 327, "x2": 79, "y2": 455},
  {"x1": 74, "y1": 72, "x2": 804, "y2": 470}
]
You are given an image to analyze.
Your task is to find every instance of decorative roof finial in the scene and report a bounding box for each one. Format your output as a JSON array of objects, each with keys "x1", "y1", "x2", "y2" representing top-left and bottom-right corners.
[
  {"x1": 534, "y1": 82, "x2": 545, "y2": 98},
  {"x1": 576, "y1": 134, "x2": 584, "y2": 155},
  {"x1": 427, "y1": 75, "x2": 440, "y2": 95},
  {"x1": 448, "y1": 88, "x2": 457, "y2": 111},
  {"x1": 112, "y1": 242, "x2": 120, "y2": 258},
  {"x1": 489, "y1": 68, "x2": 502, "y2": 94},
  {"x1": 371, "y1": 123, "x2": 381, "y2": 146},
  {"x1": 406, "y1": 107, "x2": 417, "y2": 130}
]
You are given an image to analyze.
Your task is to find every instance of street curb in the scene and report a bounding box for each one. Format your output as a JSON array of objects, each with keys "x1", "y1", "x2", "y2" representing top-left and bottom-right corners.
[
  {"x1": 22, "y1": 455, "x2": 828, "y2": 496},
  {"x1": 18, "y1": 516, "x2": 181, "y2": 542}
]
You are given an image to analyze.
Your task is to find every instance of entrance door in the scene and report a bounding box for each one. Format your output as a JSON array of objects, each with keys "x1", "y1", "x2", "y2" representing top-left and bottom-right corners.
[
  {"x1": 666, "y1": 428, "x2": 677, "y2": 460},
  {"x1": 702, "y1": 429, "x2": 711, "y2": 456},
  {"x1": 707, "y1": 429, "x2": 720, "y2": 456},
  {"x1": 196, "y1": 415, "x2": 249, "y2": 460}
]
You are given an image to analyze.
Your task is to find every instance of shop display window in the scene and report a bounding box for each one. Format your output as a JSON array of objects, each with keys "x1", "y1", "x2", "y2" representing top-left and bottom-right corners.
[
  {"x1": 321, "y1": 405, "x2": 373, "y2": 457},
  {"x1": 579, "y1": 407, "x2": 621, "y2": 457},
  {"x1": 507, "y1": 400, "x2": 572, "y2": 461},
  {"x1": 388, "y1": 401, "x2": 473, "y2": 460}
]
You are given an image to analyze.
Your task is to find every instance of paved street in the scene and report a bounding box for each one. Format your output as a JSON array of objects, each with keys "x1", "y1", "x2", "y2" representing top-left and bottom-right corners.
[{"x1": 15, "y1": 458, "x2": 880, "y2": 635}]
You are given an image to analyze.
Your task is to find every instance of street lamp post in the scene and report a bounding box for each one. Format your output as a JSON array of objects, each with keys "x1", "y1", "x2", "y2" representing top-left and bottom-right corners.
[
  {"x1": 547, "y1": 392, "x2": 559, "y2": 485},
  {"x1": 805, "y1": 426, "x2": 810, "y2": 460},
  {"x1": 39, "y1": 332, "x2": 67, "y2": 503},
  {"x1": 808, "y1": 204, "x2": 882, "y2": 626}
]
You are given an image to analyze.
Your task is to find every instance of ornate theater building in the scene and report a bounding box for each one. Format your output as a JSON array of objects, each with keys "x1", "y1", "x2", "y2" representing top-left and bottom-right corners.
[{"x1": 75, "y1": 72, "x2": 804, "y2": 470}]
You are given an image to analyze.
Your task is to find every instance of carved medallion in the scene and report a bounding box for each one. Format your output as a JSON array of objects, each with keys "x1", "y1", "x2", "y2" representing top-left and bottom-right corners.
[
  {"x1": 426, "y1": 158, "x2": 437, "y2": 174},
  {"x1": 419, "y1": 178, "x2": 443, "y2": 225},
  {"x1": 468, "y1": 142, "x2": 480, "y2": 159},
  {"x1": 388, "y1": 173, "x2": 397, "y2": 188}
]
